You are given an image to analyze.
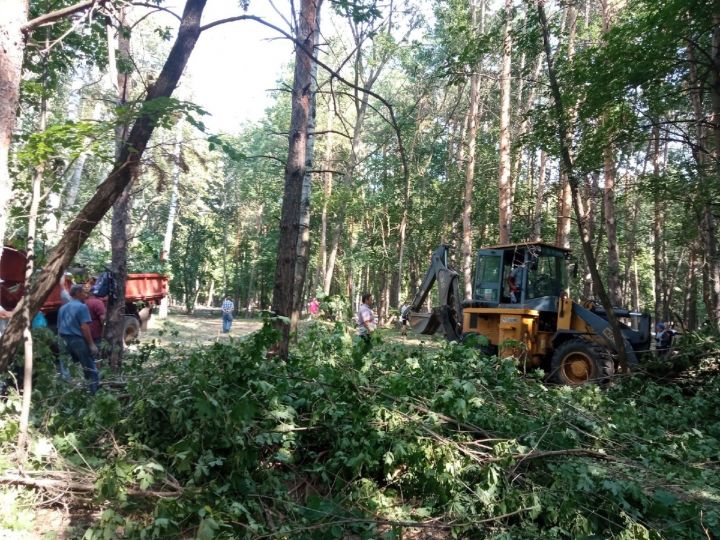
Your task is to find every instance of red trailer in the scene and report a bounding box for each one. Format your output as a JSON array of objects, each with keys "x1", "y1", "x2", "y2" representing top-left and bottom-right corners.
[{"x1": 0, "y1": 246, "x2": 168, "y2": 343}]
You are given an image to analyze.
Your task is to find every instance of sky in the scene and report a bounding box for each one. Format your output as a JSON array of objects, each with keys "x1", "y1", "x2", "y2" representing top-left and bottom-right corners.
[{"x1": 181, "y1": 1, "x2": 297, "y2": 133}]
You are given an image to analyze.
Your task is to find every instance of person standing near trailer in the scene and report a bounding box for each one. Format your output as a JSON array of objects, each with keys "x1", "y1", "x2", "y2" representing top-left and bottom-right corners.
[{"x1": 58, "y1": 285, "x2": 100, "y2": 394}]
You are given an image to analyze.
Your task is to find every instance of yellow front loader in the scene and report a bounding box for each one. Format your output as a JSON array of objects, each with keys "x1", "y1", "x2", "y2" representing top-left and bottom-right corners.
[{"x1": 405, "y1": 243, "x2": 651, "y2": 384}]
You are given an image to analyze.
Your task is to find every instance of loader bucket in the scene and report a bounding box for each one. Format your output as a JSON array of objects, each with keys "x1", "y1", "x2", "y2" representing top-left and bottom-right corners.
[{"x1": 408, "y1": 310, "x2": 441, "y2": 335}]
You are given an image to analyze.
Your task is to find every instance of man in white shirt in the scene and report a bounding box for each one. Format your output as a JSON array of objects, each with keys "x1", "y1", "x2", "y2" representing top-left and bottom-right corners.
[
  {"x1": 357, "y1": 293, "x2": 376, "y2": 343},
  {"x1": 221, "y1": 296, "x2": 234, "y2": 333}
]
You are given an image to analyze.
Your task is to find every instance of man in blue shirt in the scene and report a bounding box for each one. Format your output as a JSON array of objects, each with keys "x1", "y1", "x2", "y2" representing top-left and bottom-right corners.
[{"x1": 58, "y1": 284, "x2": 99, "y2": 394}]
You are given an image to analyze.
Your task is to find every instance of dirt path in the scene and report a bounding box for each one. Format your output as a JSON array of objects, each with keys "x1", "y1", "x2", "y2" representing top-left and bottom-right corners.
[
  {"x1": 139, "y1": 308, "x2": 440, "y2": 350},
  {"x1": 140, "y1": 307, "x2": 263, "y2": 347}
]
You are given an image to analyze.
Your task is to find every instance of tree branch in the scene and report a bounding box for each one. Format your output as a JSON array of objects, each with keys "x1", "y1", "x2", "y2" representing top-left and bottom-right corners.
[
  {"x1": 0, "y1": 472, "x2": 182, "y2": 498},
  {"x1": 22, "y1": 0, "x2": 106, "y2": 33},
  {"x1": 130, "y1": 2, "x2": 182, "y2": 22}
]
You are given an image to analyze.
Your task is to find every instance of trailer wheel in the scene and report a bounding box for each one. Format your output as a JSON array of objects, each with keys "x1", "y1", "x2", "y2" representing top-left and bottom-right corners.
[
  {"x1": 550, "y1": 338, "x2": 614, "y2": 385},
  {"x1": 123, "y1": 316, "x2": 140, "y2": 346}
]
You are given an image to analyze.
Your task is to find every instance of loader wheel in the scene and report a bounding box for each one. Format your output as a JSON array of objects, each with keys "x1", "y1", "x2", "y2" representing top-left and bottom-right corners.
[
  {"x1": 123, "y1": 316, "x2": 140, "y2": 346},
  {"x1": 550, "y1": 339, "x2": 614, "y2": 385}
]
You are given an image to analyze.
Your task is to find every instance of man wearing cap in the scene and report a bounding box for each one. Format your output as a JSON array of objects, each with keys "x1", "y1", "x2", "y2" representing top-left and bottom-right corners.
[{"x1": 58, "y1": 284, "x2": 100, "y2": 394}]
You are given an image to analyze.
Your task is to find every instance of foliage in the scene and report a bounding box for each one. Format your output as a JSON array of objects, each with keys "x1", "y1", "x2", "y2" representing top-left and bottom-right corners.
[{"x1": 3, "y1": 322, "x2": 719, "y2": 538}]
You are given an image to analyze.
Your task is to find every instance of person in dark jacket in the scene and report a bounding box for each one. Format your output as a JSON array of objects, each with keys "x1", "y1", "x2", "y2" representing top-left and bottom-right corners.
[{"x1": 656, "y1": 322, "x2": 674, "y2": 358}]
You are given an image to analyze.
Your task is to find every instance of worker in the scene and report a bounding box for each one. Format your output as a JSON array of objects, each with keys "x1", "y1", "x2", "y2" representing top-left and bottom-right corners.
[
  {"x1": 0, "y1": 304, "x2": 11, "y2": 337},
  {"x1": 59, "y1": 272, "x2": 73, "y2": 304},
  {"x1": 357, "y1": 293, "x2": 376, "y2": 344},
  {"x1": 507, "y1": 256, "x2": 524, "y2": 303},
  {"x1": 400, "y1": 303, "x2": 410, "y2": 337},
  {"x1": 58, "y1": 284, "x2": 99, "y2": 394},
  {"x1": 308, "y1": 297, "x2": 320, "y2": 319},
  {"x1": 221, "y1": 295, "x2": 234, "y2": 333},
  {"x1": 84, "y1": 284, "x2": 106, "y2": 349},
  {"x1": 656, "y1": 322, "x2": 674, "y2": 358}
]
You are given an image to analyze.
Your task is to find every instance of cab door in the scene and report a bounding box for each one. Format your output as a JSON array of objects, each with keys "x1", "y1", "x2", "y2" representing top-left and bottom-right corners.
[{"x1": 474, "y1": 250, "x2": 503, "y2": 304}]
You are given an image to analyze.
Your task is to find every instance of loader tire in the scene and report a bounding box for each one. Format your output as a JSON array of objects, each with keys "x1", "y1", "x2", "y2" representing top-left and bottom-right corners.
[
  {"x1": 123, "y1": 316, "x2": 140, "y2": 346},
  {"x1": 550, "y1": 338, "x2": 614, "y2": 385}
]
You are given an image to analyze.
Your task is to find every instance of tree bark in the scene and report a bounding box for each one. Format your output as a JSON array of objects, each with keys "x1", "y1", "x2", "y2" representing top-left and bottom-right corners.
[
  {"x1": 538, "y1": 1, "x2": 631, "y2": 372},
  {"x1": 158, "y1": 133, "x2": 182, "y2": 318},
  {"x1": 292, "y1": 10, "x2": 321, "y2": 330},
  {"x1": 105, "y1": 9, "x2": 132, "y2": 370},
  {"x1": 601, "y1": 3, "x2": 622, "y2": 307},
  {"x1": 497, "y1": 0, "x2": 513, "y2": 244},
  {"x1": 705, "y1": 11, "x2": 720, "y2": 327},
  {"x1": 687, "y1": 38, "x2": 720, "y2": 327},
  {"x1": 532, "y1": 150, "x2": 547, "y2": 241},
  {"x1": 461, "y1": 0, "x2": 485, "y2": 299},
  {"x1": 0, "y1": 0, "x2": 208, "y2": 371},
  {"x1": 271, "y1": 0, "x2": 322, "y2": 357},
  {"x1": 650, "y1": 124, "x2": 665, "y2": 325},
  {"x1": 0, "y1": 1, "x2": 27, "y2": 263},
  {"x1": 684, "y1": 246, "x2": 698, "y2": 331},
  {"x1": 315, "y1": 100, "x2": 334, "y2": 291},
  {"x1": 603, "y1": 145, "x2": 621, "y2": 306},
  {"x1": 17, "y1": 73, "x2": 48, "y2": 463},
  {"x1": 554, "y1": 3, "x2": 577, "y2": 250}
]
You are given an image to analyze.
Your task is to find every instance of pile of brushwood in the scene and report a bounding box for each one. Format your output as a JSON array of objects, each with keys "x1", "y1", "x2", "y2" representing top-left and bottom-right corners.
[{"x1": 1, "y1": 320, "x2": 719, "y2": 539}]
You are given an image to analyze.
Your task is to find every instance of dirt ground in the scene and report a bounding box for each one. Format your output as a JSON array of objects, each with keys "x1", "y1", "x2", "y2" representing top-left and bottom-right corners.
[
  {"x1": 138, "y1": 307, "x2": 439, "y2": 349},
  {"x1": 140, "y1": 307, "x2": 263, "y2": 346}
]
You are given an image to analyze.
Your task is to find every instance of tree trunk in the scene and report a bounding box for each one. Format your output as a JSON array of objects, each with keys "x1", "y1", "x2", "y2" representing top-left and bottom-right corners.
[
  {"x1": 322, "y1": 74, "x2": 377, "y2": 295},
  {"x1": 56, "y1": 102, "x2": 103, "y2": 241},
  {"x1": 687, "y1": 39, "x2": 720, "y2": 327},
  {"x1": 539, "y1": 2, "x2": 631, "y2": 373},
  {"x1": 512, "y1": 54, "x2": 543, "y2": 182},
  {"x1": 17, "y1": 75, "x2": 48, "y2": 463},
  {"x1": 460, "y1": 0, "x2": 485, "y2": 299},
  {"x1": 271, "y1": 0, "x2": 322, "y2": 357},
  {"x1": 206, "y1": 278, "x2": 214, "y2": 307},
  {"x1": 532, "y1": 150, "x2": 547, "y2": 241},
  {"x1": 554, "y1": 3, "x2": 577, "y2": 250},
  {"x1": 582, "y1": 173, "x2": 600, "y2": 299},
  {"x1": 0, "y1": 0, "x2": 208, "y2": 371},
  {"x1": 603, "y1": 146, "x2": 621, "y2": 306},
  {"x1": 105, "y1": 9, "x2": 132, "y2": 371},
  {"x1": 158, "y1": 134, "x2": 182, "y2": 318},
  {"x1": 705, "y1": 13, "x2": 720, "y2": 327},
  {"x1": 601, "y1": 3, "x2": 622, "y2": 307},
  {"x1": 324, "y1": 226, "x2": 340, "y2": 295},
  {"x1": 245, "y1": 207, "x2": 262, "y2": 316},
  {"x1": 292, "y1": 14, "x2": 321, "y2": 330},
  {"x1": 315, "y1": 100, "x2": 334, "y2": 291},
  {"x1": 685, "y1": 246, "x2": 698, "y2": 331},
  {"x1": 0, "y1": 1, "x2": 27, "y2": 263},
  {"x1": 651, "y1": 125, "x2": 665, "y2": 325},
  {"x1": 497, "y1": 0, "x2": 513, "y2": 244}
]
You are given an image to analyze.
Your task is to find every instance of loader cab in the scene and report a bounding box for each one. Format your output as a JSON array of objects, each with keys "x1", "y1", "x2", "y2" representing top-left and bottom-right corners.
[{"x1": 473, "y1": 244, "x2": 569, "y2": 306}]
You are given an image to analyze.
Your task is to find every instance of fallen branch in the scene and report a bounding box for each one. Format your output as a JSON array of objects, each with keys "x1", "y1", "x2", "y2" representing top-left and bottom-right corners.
[
  {"x1": 0, "y1": 472, "x2": 182, "y2": 499},
  {"x1": 512, "y1": 448, "x2": 623, "y2": 463}
]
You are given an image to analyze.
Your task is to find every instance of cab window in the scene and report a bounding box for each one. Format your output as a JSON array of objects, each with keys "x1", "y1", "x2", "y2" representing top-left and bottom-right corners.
[{"x1": 526, "y1": 255, "x2": 567, "y2": 298}]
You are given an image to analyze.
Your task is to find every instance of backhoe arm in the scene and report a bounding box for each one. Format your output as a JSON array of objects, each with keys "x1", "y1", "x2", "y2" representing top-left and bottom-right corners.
[
  {"x1": 405, "y1": 245, "x2": 463, "y2": 340},
  {"x1": 407, "y1": 245, "x2": 451, "y2": 313}
]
